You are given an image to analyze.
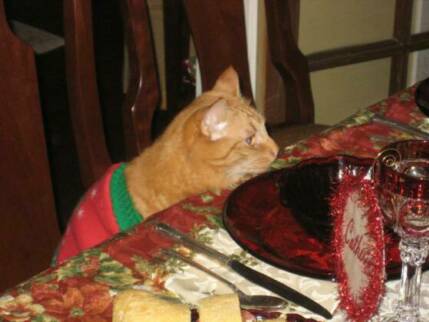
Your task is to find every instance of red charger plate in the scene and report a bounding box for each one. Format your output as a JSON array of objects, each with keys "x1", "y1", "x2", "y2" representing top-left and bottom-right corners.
[{"x1": 223, "y1": 168, "x2": 410, "y2": 281}]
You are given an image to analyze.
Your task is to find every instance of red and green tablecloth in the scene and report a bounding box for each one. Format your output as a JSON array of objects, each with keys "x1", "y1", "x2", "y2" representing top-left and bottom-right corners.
[{"x1": 0, "y1": 86, "x2": 428, "y2": 322}]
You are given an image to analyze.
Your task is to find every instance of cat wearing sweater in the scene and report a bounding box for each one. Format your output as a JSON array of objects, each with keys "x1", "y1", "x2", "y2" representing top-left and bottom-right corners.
[{"x1": 56, "y1": 67, "x2": 278, "y2": 263}]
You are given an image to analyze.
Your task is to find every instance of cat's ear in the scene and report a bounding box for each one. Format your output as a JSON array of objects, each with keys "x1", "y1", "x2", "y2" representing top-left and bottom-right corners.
[
  {"x1": 212, "y1": 66, "x2": 241, "y2": 97},
  {"x1": 201, "y1": 99, "x2": 229, "y2": 141}
]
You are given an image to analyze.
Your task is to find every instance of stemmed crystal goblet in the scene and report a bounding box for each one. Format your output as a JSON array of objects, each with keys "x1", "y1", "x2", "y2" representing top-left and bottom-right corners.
[{"x1": 374, "y1": 140, "x2": 429, "y2": 322}]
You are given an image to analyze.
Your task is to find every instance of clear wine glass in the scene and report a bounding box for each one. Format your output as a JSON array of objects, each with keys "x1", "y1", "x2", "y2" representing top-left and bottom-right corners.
[{"x1": 374, "y1": 140, "x2": 429, "y2": 322}]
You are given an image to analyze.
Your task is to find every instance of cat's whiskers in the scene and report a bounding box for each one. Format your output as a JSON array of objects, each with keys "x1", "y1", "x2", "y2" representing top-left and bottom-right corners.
[{"x1": 227, "y1": 159, "x2": 271, "y2": 183}]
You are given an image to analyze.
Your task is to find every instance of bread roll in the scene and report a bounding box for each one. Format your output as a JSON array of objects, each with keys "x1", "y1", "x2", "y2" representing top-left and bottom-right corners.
[
  {"x1": 113, "y1": 289, "x2": 190, "y2": 322},
  {"x1": 198, "y1": 293, "x2": 242, "y2": 322}
]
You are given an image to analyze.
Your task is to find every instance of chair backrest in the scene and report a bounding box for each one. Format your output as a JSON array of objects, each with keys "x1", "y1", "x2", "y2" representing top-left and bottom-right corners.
[
  {"x1": 0, "y1": 0, "x2": 60, "y2": 291},
  {"x1": 63, "y1": 0, "x2": 160, "y2": 188},
  {"x1": 183, "y1": 0, "x2": 254, "y2": 101},
  {"x1": 264, "y1": 0, "x2": 315, "y2": 125},
  {"x1": 182, "y1": 0, "x2": 314, "y2": 126}
]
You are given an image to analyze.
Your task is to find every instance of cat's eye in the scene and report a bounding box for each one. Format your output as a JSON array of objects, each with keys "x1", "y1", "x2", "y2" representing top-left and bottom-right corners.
[{"x1": 245, "y1": 135, "x2": 255, "y2": 145}]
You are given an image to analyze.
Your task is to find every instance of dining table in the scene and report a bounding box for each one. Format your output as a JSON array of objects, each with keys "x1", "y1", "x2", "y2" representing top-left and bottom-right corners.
[{"x1": 1, "y1": 85, "x2": 429, "y2": 322}]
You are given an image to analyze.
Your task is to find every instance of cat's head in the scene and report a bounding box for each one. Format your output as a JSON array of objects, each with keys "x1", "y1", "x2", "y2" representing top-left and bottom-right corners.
[{"x1": 182, "y1": 67, "x2": 279, "y2": 187}]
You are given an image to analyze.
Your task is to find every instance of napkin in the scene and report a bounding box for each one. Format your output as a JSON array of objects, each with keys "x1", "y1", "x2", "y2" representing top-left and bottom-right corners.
[{"x1": 164, "y1": 228, "x2": 339, "y2": 321}]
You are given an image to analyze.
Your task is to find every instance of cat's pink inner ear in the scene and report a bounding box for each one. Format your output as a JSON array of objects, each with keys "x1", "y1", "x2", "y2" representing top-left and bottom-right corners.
[
  {"x1": 201, "y1": 99, "x2": 229, "y2": 141},
  {"x1": 212, "y1": 66, "x2": 241, "y2": 97}
]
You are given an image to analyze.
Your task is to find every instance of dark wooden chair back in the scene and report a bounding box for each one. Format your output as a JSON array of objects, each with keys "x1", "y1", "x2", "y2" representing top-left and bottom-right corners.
[
  {"x1": 264, "y1": 0, "x2": 315, "y2": 125},
  {"x1": 263, "y1": 0, "x2": 328, "y2": 147},
  {"x1": 183, "y1": 0, "x2": 313, "y2": 123},
  {"x1": 63, "y1": 0, "x2": 160, "y2": 188},
  {"x1": 0, "y1": 0, "x2": 60, "y2": 291},
  {"x1": 183, "y1": 0, "x2": 253, "y2": 101},
  {"x1": 182, "y1": 0, "x2": 326, "y2": 148}
]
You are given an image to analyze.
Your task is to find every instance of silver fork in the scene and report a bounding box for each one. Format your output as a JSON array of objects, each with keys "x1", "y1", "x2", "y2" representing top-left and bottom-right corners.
[{"x1": 162, "y1": 248, "x2": 288, "y2": 311}]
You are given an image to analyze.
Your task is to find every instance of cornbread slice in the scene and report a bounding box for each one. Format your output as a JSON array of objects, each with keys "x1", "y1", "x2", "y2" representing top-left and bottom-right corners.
[
  {"x1": 198, "y1": 293, "x2": 242, "y2": 322},
  {"x1": 113, "y1": 289, "x2": 190, "y2": 322}
]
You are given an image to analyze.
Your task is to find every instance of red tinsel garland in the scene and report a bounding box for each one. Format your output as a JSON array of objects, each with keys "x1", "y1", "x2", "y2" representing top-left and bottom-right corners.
[{"x1": 330, "y1": 172, "x2": 385, "y2": 322}]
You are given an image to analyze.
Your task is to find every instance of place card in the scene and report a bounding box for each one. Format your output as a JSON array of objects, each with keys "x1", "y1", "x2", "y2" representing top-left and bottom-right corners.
[{"x1": 330, "y1": 171, "x2": 385, "y2": 321}]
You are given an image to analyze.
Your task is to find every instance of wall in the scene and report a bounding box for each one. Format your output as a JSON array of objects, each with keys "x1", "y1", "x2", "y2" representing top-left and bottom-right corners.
[
  {"x1": 298, "y1": 0, "x2": 395, "y2": 125},
  {"x1": 149, "y1": 1, "x2": 428, "y2": 125},
  {"x1": 147, "y1": 0, "x2": 166, "y2": 109}
]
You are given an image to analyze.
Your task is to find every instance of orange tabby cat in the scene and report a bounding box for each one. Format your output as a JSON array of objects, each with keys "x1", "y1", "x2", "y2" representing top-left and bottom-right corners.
[
  {"x1": 56, "y1": 67, "x2": 278, "y2": 263},
  {"x1": 126, "y1": 67, "x2": 279, "y2": 216}
]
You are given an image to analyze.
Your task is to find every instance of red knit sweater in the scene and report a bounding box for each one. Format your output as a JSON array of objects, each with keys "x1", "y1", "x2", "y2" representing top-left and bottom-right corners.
[{"x1": 56, "y1": 163, "x2": 142, "y2": 264}]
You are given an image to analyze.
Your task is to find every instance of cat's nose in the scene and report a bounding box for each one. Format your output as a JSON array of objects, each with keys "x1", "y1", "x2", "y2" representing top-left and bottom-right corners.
[
  {"x1": 270, "y1": 141, "x2": 279, "y2": 159},
  {"x1": 271, "y1": 148, "x2": 279, "y2": 159}
]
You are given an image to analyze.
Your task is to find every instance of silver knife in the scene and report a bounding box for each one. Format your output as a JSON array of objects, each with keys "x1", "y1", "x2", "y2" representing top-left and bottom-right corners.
[
  {"x1": 155, "y1": 223, "x2": 332, "y2": 319},
  {"x1": 372, "y1": 114, "x2": 429, "y2": 140}
]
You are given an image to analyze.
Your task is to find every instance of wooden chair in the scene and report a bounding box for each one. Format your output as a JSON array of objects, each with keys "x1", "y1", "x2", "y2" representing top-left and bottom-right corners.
[
  {"x1": 183, "y1": 0, "x2": 253, "y2": 101},
  {"x1": 0, "y1": 0, "x2": 61, "y2": 291},
  {"x1": 263, "y1": 0, "x2": 328, "y2": 147},
  {"x1": 182, "y1": 0, "x2": 328, "y2": 149},
  {"x1": 158, "y1": 0, "x2": 196, "y2": 139},
  {"x1": 0, "y1": 0, "x2": 160, "y2": 288},
  {"x1": 63, "y1": 0, "x2": 160, "y2": 188}
]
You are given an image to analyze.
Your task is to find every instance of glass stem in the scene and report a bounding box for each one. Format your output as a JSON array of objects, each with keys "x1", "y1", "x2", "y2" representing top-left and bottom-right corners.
[{"x1": 396, "y1": 237, "x2": 429, "y2": 321}]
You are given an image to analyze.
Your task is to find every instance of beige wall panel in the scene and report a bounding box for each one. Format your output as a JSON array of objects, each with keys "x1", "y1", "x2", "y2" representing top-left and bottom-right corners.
[
  {"x1": 409, "y1": 49, "x2": 429, "y2": 84},
  {"x1": 255, "y1": 0, "x2": 267, "y2": 113},
  {"x1": 312, "y1": 59, "x2": 391, "y2": 125},
  {"x1": 412, "y1": 0, "x2": 429, "y2": 33},
  {"x1": 147, "y1": 0, "x2": 166, "y2": 108},
  {"x1": 299, "y1": 0, "x2": 395, "y2": 54},
  {"x1": 410, "y1": 0, "x2": 429, "y2": 83}
]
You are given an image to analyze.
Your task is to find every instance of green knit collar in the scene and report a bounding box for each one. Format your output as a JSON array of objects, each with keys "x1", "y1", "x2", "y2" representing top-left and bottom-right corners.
[{"x1": 110, "y1": 163, "x2": 143, "y2": 231}]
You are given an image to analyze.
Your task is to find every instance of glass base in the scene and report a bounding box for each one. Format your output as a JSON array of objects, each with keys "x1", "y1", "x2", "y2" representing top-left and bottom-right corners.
[{"x1": 381, "y1": 302, "x2": 420, "y2": 322}]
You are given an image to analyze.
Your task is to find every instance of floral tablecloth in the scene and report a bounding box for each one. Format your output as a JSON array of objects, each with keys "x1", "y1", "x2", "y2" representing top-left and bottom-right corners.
[{"x1": 1, "y1": 87, "x2": 429, "y2": 322}]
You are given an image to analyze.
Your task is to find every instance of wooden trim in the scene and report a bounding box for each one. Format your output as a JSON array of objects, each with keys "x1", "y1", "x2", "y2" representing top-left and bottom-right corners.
[
  {"x1": 289, "y1": 0, "x2": 300, "y2": 43},
  {"x1": 308, "y1": 40, "x2": 402, "y2": 71},
  {"x1": 409, "y1": 31, "x2": 429, "y2": 52},
  {"x1": 306, "y1": 32, "x2": 429, "y2": 73},
  {"x1": 393, "y1": 0, "x2": 413, "y2": 41},
  {"x1": 389, "y1": 0, "x2": 413, "y2": 93},
  {"x1": 303, "y1": 0, "x2": 429, "y2": 93},
  {"x1": 263, "y1": 0, "x2": 429, "y2": 125}
]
